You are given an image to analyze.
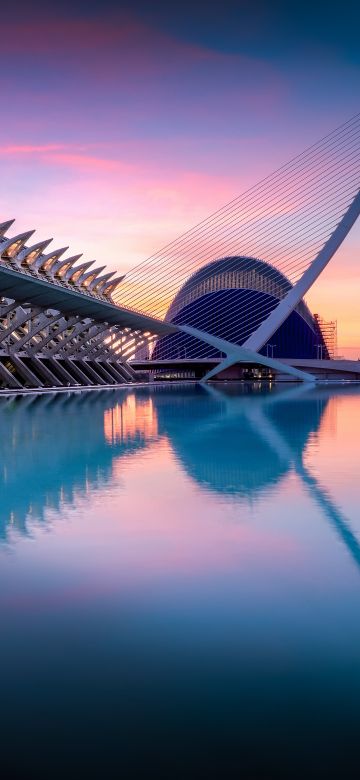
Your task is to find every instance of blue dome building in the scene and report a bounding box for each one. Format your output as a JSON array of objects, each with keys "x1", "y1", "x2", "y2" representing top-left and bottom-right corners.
[{"x1": 153, "y1": 256, "x2": 328, "y2": 361}]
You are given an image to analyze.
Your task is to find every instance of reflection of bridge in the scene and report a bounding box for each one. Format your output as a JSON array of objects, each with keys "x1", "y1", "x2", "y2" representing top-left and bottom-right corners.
[
  {"x1": 2, "y1": 385, "x2": 360, "y2": 575},
  {"x1": 1, "y1": 113, "x2": 360, "y2": 390},
  {"x1": 202, "y1": 384, "x2": 360, "y2": 569},
  {"x1": 156, "y1": 383, "x2": 360, "y2": 570}
]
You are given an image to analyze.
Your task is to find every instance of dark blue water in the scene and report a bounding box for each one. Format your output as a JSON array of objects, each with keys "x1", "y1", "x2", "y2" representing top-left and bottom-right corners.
[{"x1": 1, "y1": 384, "x2": 360, "y2": 778}]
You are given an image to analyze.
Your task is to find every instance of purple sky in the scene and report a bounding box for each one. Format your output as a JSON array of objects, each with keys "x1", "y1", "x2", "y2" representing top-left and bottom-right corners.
[{"x1": 1, "y1": 1, "x2": 359, "y2": 350}]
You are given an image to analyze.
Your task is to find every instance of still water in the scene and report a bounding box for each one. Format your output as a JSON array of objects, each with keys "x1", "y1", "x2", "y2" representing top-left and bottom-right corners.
[{"x1": 1, "y1": 383, "x2": 360, "y2": 778}]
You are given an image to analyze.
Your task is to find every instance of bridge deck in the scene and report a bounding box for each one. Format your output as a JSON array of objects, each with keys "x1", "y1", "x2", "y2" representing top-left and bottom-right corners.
[{"x1": 132, "y1": 357, "x2": 360, "y2": 377}]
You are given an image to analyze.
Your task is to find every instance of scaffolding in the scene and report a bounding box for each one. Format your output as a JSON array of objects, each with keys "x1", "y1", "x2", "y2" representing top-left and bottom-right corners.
[{"x1": 314, "y1": 314, "x2": 338, "y2": 359}]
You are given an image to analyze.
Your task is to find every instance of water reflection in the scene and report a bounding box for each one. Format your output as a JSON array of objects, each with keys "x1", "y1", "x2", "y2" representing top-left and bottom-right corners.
[
  {"x1": 155, "y1": 384, "x2": 360, "y2": 571},
  {"x1": 104, "y1": 392, "x2": 158, "y2": 444},
  {"x1": 1, "y1": 384, "x2": 360, "y2": 573},
  {"x1": 154, "y1": 383, "x2": 326, "y2": 497},
  {"x1": 0, "y1": 390, "x2": 158, "y2": 542},
  {"x1": 2, "y1": 383, "x2": 360, "y2": 777}
]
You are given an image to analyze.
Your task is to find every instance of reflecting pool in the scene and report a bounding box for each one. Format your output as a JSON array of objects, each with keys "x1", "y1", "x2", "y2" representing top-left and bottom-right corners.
[{"x1": 1, "y1": 384, "x2": 360, "y2": 777}]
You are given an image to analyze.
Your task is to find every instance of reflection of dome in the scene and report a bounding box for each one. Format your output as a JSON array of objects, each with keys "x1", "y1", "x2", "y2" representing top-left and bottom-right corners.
[
  {"x1": 153, "y1": 255, "x2": 328, "y2": 360},
  {"x1": 152, "y1": 385, "x2": 327, "y2": 499},
  {"x1": 0, "y1": 386, "x2": 331, "y2": 542}
]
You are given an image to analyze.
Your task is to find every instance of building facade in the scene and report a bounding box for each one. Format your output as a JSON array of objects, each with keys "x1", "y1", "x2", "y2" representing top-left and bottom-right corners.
[{"x1": 153, "y1": 256, "x2": 329, "y2": 361}]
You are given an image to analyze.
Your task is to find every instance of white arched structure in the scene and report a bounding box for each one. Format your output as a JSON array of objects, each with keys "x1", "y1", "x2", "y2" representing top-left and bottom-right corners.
[
  {"x1": 195, "y1": 189, "x2": 360, "y2": 381},
  {"x1": 1, "y1": 114, "x2": 360, "y2": 390},
  {"x1": 113, "y1": 112, "x2": 360, "y2": 382},
  {"x1": 0, "y1": 219, "x2": 173, "y2": 390}
]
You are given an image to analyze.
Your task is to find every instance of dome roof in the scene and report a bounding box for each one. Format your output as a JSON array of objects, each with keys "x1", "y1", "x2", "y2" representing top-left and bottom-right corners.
[
  {"x1": 180, "y1": 255, "x2": 291, "y2": 293},
  {"x1": 166, "y1": 254, "x2": 313, "y2": 328}
]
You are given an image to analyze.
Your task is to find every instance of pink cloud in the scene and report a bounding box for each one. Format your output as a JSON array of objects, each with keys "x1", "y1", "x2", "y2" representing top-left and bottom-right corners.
[
  {"x1": 0, "y1": 143, "x2": 67, "y2": 155},
  {"x1": 0, "y1": 143, "x2": 137, "y2": 174},
  {"x1": 45, "y1": 151, "x2": 137, "y2": 175}
]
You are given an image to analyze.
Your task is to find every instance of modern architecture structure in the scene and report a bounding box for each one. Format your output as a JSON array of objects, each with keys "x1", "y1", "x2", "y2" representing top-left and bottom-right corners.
[
  {"x1": 1, "y1": 112, "x2": 360, "y2": 390},
  {"x1": 152, "y1": 255, "x2": 330, "y2": 361},
  {"x1": 115, "y1": 111, "x2": 360, "y2": 384},
  {"x1": 0, "y1": 219, "x2": 173, "y2": 390}
]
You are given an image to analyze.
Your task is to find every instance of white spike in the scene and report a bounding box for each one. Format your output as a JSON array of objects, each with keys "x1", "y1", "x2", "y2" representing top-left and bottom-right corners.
[
  {"x1": 17, "y1": 238, "x2": 53, "y2": 267},
  {"x1": 35, "y1": 247, "x2": 69, "y2": 272},
  {"x1": 1, "y1": 230, "x2": 36, "y2": 259},
  {"x1": 89, "y1": 271, "x2": 116, "y2": 291},
  {"x1": 79, "y1": 265, "x2": 106, "y2": 287},
  {"x1": 53, "y1": 254, "x2": 83, "y2": 278},
  {"x1": 66, "y1": 260, "x2": 95, "y2": 283},
  {"x1": 100, "y1": 275, "x2": 125, "y2": 295},
  {"x1": 0, "y1": 219, "x2": 15, "y2": 238}
]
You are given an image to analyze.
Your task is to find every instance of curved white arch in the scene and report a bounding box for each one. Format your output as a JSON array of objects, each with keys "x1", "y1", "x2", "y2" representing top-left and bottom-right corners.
[{"x1": 244, "y1": 188, "x2": 360, "y2": 353}]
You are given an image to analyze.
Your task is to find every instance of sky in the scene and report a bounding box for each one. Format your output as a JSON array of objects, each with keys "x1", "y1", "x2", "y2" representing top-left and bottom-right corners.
[{"x1": 1, "y1": 0, "x2": 360, "y2": 352}]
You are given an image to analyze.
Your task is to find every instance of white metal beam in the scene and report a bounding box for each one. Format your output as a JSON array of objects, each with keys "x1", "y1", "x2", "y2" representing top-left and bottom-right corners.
[
  {"x1": 179, "y1": 324, "x2": 315, "y2": 382},
  {"x1": 243, "y1": 189, "x2": 360, "y2": 353}
]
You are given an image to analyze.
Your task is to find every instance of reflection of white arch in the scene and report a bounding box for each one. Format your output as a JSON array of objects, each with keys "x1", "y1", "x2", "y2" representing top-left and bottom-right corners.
[
  {"x1": 183, "y1": 189, "x2": 360, "y2": 382},
  {"x1": 205, "y1": 384, "x2": 360, "y2": 571}
]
